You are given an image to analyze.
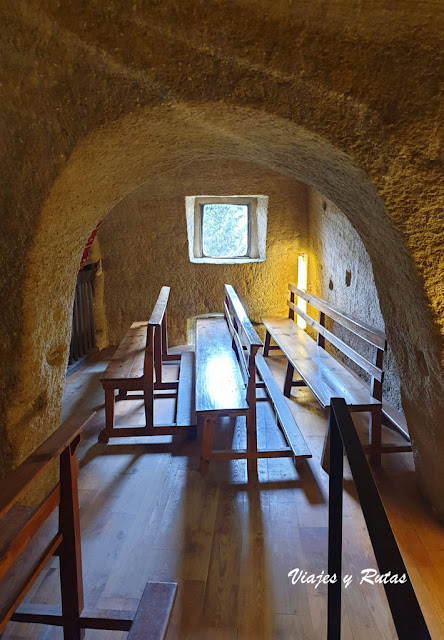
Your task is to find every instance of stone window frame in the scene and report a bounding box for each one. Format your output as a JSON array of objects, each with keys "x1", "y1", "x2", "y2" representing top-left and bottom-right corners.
[{"x1": 185, "y1": 194, "x2": 268, "y2": 264}]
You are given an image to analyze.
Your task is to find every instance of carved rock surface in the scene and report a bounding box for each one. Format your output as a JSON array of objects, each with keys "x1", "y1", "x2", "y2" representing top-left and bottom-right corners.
[{"x1": 0, "y1": 1, "x2": 442, "y2": 514}]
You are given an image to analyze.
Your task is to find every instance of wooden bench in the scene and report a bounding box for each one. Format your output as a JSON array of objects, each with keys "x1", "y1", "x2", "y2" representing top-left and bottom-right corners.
[
  {"x1": 99, "y1": 286, "x2": 196, "y2": 442},
  {"x1": 0, "y1": 412, "x2": 177, "y2": 639},
  {"x1": 262, "y1": 285, "x2": 412, "y2": 466},
  {"x1": 196, "y1": 285, "x2": 311, "y2": 475}
]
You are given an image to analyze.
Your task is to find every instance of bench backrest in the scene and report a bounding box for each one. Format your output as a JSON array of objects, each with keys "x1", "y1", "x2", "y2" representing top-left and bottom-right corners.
[
  {"x1": 224, "y1": 284, "x2": 262, "y2": 407},
  {"x1": 0, "y1": 412, "x2": 95, "y2": 632},
  {"x1": 287, "y1": 284, "x2": 387, "y2": 401},
  {"x1": 144, "y1": 286, "x2": 170, "y2": 386}
]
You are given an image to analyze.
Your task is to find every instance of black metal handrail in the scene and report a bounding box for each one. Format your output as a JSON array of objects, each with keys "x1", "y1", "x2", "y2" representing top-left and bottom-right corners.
[{"x1": 327, "y1": 397, "x2": 430, "y2": 640}]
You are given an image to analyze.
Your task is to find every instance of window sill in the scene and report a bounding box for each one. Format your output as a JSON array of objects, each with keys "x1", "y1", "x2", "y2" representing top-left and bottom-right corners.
[{"x1": 190, "y1": 256, "x2": 266, "y2": 265}]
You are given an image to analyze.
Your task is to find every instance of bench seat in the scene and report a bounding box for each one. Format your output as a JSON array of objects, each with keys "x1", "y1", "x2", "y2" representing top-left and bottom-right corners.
[
  {"x1": 262, "y1": 317, "x2": 381, "y2": 411},
  {"x1": 100, "y1": 321, "x2": 148, "y2": 389},
  {"x1": 255, "y1": 353, "x2": 311, "y2": 460},
  {"x1": 195, "y1": 317, "x2": 248, "y2": 414},
  {"x1": 0, "y1": 506, "x2": 60, "y2": 630},
  {"x1": 196, "y1": 287, "x2": 312, "y2": 475},
  {"x1": 176, "y1": 350, "x2": 196, "y2": 426},
  {"x1": 336, "y1": 357, "x2": 410, "y2": 441}
]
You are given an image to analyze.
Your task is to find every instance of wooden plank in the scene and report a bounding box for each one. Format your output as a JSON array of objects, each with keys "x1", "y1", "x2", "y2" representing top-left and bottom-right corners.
[
  {"x1": 287, "y1": 300, "x2": 384, "y2": 381},
  {"x1": 224, "y1": 301, "x2": 249, "y2": 384},
  {"x1": 0, "y1": 533, "x2": 63, "y2": 632},
  {"x1": 256, "y1": 353, "x2": 311, "y2": 459},
  {"x1": 0, "y1": 485, "x2": 60, "y2": 581},
  {"x1": 161, "y1": 309, "x2": 169, "y2": 359},
  {"x1": 262, "y1": 318, "x2": 380, "y2": 410},
  {"x1": 176, "y1": 351, "x2": 196, "y2": 427},
  {"x1": 59, "y1": 437, "x2": 84, "y2": 635},
  {"x1": 288, "y1": 284, "x2": 387, "y2": 349},
  {"x1": 199, "y1": 417, "x2": 216, "y2": 474},
  {"x1": 127, "y1": 581, "x2": 177, "y2": 640},
  {"x1": 0, "y1": 505, "x2": 33, "y2": 558},
  {"x1": 382, "y1": 400, "x2": 410, "y2": 441},
  {"x1": 333, "y1": 357, "x2": 410, "y2": 442},
  {"x1": 224, "y1": 284, "x2": 262, "y2": 348},
  {"x1": 144, "y1": 324, "x2": 155, "y2": 428},
  {"x1": 12, "y1": 603, "x2": 135, "y2": 631},
  {"x1": 211, "y1": 448, "x2": 293, "y2": 460},
  {"x1": 148, "y1": 287, "x2": 170, "y2": 327},
  {"x1": 0, "y1": 412, "x2": 95, "y2": 520},
  {"x1": 363, "y1": 444, "x2": 412, "y2": 454},
  {"x1": 317, "y1": 309, "x2": 326, "y2": 347},
  {"x1": 101, "y1": 322, "x2": 147, "y2": 381},
  {"x1": 99, "y1": 425, "x2": 193, "y2": 438},
  {"x1": 195, "y1": 318, "x2": 248, "y2": 413}
]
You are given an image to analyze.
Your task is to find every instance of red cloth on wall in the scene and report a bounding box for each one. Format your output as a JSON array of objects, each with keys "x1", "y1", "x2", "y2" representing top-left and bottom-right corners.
[{"x1": 80, "y1": 220, "x2": 102, "y2": 268}]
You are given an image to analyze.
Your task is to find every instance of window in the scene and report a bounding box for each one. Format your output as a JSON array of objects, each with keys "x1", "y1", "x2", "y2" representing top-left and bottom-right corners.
[
  {"x1": 201, "y1": 203, "x2": 249, "y2": 258},
  {"x1": 185, "y1": 195, "x2": 268, "y2": 264}
]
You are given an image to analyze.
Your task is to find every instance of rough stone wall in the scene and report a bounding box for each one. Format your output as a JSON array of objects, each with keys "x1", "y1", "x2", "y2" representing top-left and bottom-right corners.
[
  {"x1": 0, "y1": 1, "x2": 443, "y2": 515},
  {"x1": 98, "y1": 159, "x2": 308, "y2": 347},
  {"x1": 308, "y1": 188, "x2": 402, "y2": 410}
]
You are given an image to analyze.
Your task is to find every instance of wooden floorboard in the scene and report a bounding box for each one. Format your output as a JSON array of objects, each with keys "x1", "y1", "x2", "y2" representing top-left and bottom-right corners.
[{"x1": 3, "y1": 348, "x2": 443, "y2": 639}]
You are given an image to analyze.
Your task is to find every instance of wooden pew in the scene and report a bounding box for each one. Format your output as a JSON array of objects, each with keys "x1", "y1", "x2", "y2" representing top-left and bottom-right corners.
[
  {"x1": 0, "y1": 412, "x2": 177, "y2": 639},
  {"x1": 99, "y1": 286, "x2": 196, "y2": 442},
  {"x1": 196, "y1": 285, "x2": 311, "y2": 475},
  {"x1": 262, "y1": 285, "x2": 412, "y2": 466}
]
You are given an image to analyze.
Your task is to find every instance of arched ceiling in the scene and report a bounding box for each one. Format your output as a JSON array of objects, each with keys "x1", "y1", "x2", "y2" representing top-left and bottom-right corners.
[
  {"x1": 0, "y1": 0, "x2": 442, "y2": 514},
  {"x1": 20, "y1": 103, "x2": 444, "y2": 514}
]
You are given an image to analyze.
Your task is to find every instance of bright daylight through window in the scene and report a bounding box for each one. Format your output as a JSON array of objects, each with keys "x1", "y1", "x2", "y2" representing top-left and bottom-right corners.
[
  {"x1": 201, "y1": 203, "x2": 249, "y2": 258},
  {"x1": 185, "y1": 195, "x2": 268, "y2": 264}
]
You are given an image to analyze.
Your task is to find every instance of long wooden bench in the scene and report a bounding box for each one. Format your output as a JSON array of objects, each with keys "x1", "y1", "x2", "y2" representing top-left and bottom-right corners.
[
  {"x1": 0, "y1": 412, "x2": 177, "y2": 639},
  {"x1": 196, "y1": 285, "x2": 311, "y2": 475},
  {"x1": 99, "y1": 286, "x2": 196, "y2": 442},
  {"x1": 262, "y1": 285, "x2": 411, "y2": 466}
]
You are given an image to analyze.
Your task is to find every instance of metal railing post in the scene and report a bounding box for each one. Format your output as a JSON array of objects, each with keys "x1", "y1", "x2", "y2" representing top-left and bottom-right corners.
[
  {"x1": 327, "y1": 408, "x2": 343, "y2": 640},
  {"x1": 327, "y1": 397, "x2": 431, "y2": 640}
]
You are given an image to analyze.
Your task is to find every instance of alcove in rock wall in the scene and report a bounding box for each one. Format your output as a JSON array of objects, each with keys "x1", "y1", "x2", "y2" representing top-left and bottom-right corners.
[
  {"x1": 308, "y1": 188, "x2": 402, "y2": 411},
  {"x1": 94, "y1": 161, "x2": 405, "y2": 424},
  {"x1": 96, "y1": 159, "x2": 308, "y2": 348}
]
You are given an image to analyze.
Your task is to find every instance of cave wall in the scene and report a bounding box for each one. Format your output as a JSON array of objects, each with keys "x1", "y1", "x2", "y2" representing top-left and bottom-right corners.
[
  {"x1": 307, "y1": 188, "x2": 402, "y2": 410},
  {"x1": 97, "y1": 159, "x2": 308, "y2": 347},
  {"x1": 0, "y1": 0, "x2": 443, "y2": 515}
]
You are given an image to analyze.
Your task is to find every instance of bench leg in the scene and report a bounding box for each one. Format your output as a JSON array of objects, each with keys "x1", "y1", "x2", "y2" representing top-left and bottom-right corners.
[
  {"x1": 199, "y1": 417, "x2": 215, "y2": 475},
  {"x1": 59, "y1": 437, "x2": 85, "y2": 640},
  {"x1": 369, "y1": 407, "x2": 382, "y2": 467},
  {"x1": 321, "y1": 409, "x2": 331, "y2": 473},
  {"x1": 99, "y1": 388, "x2": 115, "y2": 443},
  {"x1": 263, "y1": 330, "x2": 272, "y2": 357},
  {"x1": 143, "y1": 385, "x2": 154, "y2": 429},
  {"x1": 295, "y1": 456, "x2": 305, "y2": 472},
  {"x1": 246, "y1": 411, "x2": 258, "y2": 474},
  {"x1": 284, "y1": 362, "x2": 295, "y2": 398}
]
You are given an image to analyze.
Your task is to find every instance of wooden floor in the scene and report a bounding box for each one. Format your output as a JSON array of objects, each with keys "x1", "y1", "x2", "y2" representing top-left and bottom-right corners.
[{"x1": 4, "y1": 347, "x2": 444, "y2": 639}]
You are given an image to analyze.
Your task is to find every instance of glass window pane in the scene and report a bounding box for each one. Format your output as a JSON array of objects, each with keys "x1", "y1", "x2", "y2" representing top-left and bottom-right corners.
[{"x1": 202, "y1": 204, "x2": 249, "y2": 257}]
